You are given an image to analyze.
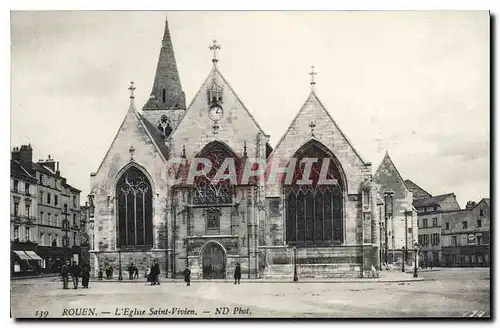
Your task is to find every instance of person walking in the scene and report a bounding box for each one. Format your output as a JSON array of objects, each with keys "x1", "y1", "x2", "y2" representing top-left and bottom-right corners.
[
  {"x1": 98, "y1": 269, "x2": 103, "y2": 280},
  {"x1": 128, "y1": 263, "x2": 134, "y2": 280},
  {"x1": 81, "y1": 262, "x2": 91, "y2": 288},
  {"x1": 70, "y1": 261, "x2": 81, "y2": 290},
  {"x1": 145, "y1": 267, "x2": 151, "y2": 283},
  {"x1": 61, "y1": 261, "x2": 70, "y2": 290},
  {"x1": 183, "y1": 267, "x2": 191, "y2": 286},
  {"x1": 234, "y1": 262, "x2": 241, "y2": 285},
  {"x1": 149, "y1": 264, "x2": 155, "y2": 285},
  {"x1": 151, "y1": 261, "x2": 161, "y2": 285},
  {"x1": 134, "y1": 265, "x2": 139, "y2": 279}
]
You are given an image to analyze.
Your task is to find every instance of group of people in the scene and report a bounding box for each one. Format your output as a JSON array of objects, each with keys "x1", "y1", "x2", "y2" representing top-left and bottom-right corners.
[
  {"x1": 60, "y1": 260, "x2": 243, "y2": 288},
  {"x1": 97, "y1": 266, "x2": 115, "y2": 280},
  {"x1": 60, "y1": 261, "x2": 91, "y2": 289},
  {"x1": 146, "y1": 261, "x2": 161, "y2": 285},
  {"x1": 127, "y1": 263, "x2": 140, "y2": 280}
]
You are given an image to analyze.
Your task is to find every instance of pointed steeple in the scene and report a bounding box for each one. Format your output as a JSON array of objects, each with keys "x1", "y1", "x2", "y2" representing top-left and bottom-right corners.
[{"x1": 143, "y1": 14, "x2": 186, "y2": 111}]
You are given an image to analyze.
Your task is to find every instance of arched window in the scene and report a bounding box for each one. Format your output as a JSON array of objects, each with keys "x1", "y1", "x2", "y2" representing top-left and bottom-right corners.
[
  {"x1": 193, "y1": 142, "x2": 238, "y2": 205},
  {"x1": 285, "y1": 141, "x2": 344, "y2": 246},
  {"x1": 116, "y1": 166, "x2": 153, "y2": 248}
]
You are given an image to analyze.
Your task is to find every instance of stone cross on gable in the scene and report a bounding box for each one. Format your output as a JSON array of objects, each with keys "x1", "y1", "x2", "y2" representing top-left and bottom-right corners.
[
  {"x1": 209, "y1": 39, "x2": 221, "y2": 64},
  {"x1": 128, "y1": 81, "x2": 136, "y2": 99},
  {"x1": 309, "y1": 65, "x2": 317, "y2": 90}
]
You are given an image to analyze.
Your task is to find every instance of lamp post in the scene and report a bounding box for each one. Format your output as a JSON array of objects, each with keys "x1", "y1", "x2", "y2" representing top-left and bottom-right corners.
[
  {"x1": 293, "y1": 246, "x2": 298, "y2": 282},
  {"x1": 118, "y1": 250, "x2": 123, "y2": 280},
  {"x1": 401, "y1": 246, "x2": 405, "y2": 272},
  {"x1": 413, "y1": 242, "x2": 419, "y2": 278}
]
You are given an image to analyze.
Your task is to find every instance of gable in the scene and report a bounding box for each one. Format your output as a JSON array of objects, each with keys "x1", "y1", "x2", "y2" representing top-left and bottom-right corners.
[
  {"x1": 91, "y1": 104, "x2": 168, "y2": 193},
  {"x1": 169, "y1": 66, "x2": 268, "y2": 159},
  {"x1": 268, "y1": 91, "x2": 369, "y2": 193},
  {"x1": 373, "y1": 153, "x2": 409, "y2": 197}
]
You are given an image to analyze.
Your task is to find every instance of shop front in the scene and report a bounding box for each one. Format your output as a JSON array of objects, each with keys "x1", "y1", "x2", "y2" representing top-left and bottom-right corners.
[{"x1": 442, "y1": 245, "x2": 490, "y2": 267}]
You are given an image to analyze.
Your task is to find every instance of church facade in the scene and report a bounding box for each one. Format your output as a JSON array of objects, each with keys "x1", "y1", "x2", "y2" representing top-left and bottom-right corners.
[{"x1": 88, "y1": 16, "x2": 385, "y2": 279}]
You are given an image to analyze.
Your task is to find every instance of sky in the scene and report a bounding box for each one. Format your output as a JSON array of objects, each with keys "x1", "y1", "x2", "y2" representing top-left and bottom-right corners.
[{"x1": 10, "y1": 11, "x2": 490, "y2": 207}]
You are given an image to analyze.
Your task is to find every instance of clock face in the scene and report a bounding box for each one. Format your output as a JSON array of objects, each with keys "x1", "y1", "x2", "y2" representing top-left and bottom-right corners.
[{"x1": 209, "y1": 106, "x2": 224, "y2": 121}]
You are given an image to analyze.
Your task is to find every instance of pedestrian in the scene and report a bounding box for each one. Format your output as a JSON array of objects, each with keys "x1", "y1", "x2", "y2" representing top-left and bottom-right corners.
[
  {"x1": 134, "y1": 265, "x2": 139, "y2": 279},
  {"x1": 105, "y1": 267, "x2": 110, "y2": 279},
  {"x1": 61, "y1": 261, "x2": 70, "y2": 290},
  {"x1": 110, "y1": 266, "x2": 114, "y2": 279},
  {"x1": 98, "y1": 269, "x2": 103, "y2": 280},
  {"x1": 128, "y1": 263, "x2": 134, "y2": 280},
  {"x1": 81, "y1": 262, "x2": 91, "y2": 288},
  {"x1": 183, "y1": 267, "x2": 191, "y2": 286},
  {"x1": 234, "y1": 262, "x2": 241, "y2": 285},
  {"x1": 150, "y1": 261, "x2": 160, "y2": 285},
  {"x1": 70, "y1": 261, "x2": 81, "y2": 290},
  {"x1": 154, "y1": 262, "x2": 161, "y2": 285},
  {"x1": 145, "y1": 267, "x2": 151, "y2": 283}
]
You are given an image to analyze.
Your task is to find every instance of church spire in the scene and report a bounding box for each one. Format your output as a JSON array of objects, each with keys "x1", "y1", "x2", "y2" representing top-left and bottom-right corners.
[{"x1": 143, "y1": 14, "x2": 186, "y2": 111}]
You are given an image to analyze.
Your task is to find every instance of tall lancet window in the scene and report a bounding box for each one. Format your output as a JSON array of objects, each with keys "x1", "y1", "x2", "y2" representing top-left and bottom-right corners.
[
  {"x1": 285, "y1": 140, "x2": 345, "y2": 246},
  {"x1": 117, "y1": 166, "x2": 153, "y2": 248}
]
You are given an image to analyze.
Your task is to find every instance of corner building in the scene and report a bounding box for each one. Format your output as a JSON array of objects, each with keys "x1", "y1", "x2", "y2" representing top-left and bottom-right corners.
[{"x1": 89, "y1": 16, "x2": 381, "y2": 279}]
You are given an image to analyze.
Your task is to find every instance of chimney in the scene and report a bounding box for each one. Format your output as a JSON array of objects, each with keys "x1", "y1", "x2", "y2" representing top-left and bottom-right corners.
[
  {"x1": 12, "y1": 144, "x2": 33, "y2": 169},
  {"x1": 39, "y1": 154, "x2": 56, "y2": 172},
  {"x1": 56, "y1": 161, "x2": 60, "y2": 177}
]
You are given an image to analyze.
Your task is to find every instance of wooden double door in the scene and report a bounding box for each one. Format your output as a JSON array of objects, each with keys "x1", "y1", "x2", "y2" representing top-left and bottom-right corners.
[{"x1": 202, "y1": 243, "x2": 226, "y2": 279}]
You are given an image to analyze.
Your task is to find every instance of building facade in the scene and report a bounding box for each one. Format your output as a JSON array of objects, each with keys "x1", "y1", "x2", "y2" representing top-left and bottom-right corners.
[
  {"x1": 414, "y1": 192, "x2": 461, "y2": 266},
  {"x1": 10, "y1": 145, "x2": 40, "y2": 273},
  {"x1": 441, "y1": 198, "x2": 490, "y2": 267},
  {"x1": 10, "y1": 145, "x2": 85, "y2": 274},
  {"x1": 373, "y1": 152, "x2": 417, "y2": 268},
  {"x1": 89, "y1": 16, "x2": 383, "y2": 280}
]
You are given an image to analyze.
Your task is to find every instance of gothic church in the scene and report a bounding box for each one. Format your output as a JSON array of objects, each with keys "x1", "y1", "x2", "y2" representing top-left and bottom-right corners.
[{"x1": 89, "y1": 16, "x2": 383, "y2": 279}]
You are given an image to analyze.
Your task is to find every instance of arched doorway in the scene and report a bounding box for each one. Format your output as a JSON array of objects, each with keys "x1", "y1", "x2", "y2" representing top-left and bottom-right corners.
[{"x1": 202, "y1": 242, "x2": 226, "y2": 279}]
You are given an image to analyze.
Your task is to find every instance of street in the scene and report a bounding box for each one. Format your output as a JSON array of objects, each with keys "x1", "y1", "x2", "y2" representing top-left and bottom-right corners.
[{"x1": 10, "y1": 268, "x2": 490, "y2": 318}]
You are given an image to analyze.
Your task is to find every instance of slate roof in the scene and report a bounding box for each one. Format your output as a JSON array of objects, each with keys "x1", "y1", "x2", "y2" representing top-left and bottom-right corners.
[
  {"x1": 140, "y1": 114, "x2": 170, "y2": 160},
  {"x1": 11, "y1": 160, "x2": 36, "y2": 181},
  {"x1": 404, "y1": 179, "x2": 432, "y2": 200},
  {"x1": 413, "y1": 193, "x2": 455, "y2": 208}
]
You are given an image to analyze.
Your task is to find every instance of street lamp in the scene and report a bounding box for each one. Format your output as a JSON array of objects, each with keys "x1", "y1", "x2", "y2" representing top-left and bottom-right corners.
[
  {"x1": 401, "y1": 246, "x2": 405, "y2": 272},
  {"x1": 118, "y1": 250, "x2": 123, "y2": 280},
  {"x1": 413, "y1": 242, "x2": 420, "y2": 278},
  {"x1": 293, "y1": 246, "x2": 298, "y2": 282}
]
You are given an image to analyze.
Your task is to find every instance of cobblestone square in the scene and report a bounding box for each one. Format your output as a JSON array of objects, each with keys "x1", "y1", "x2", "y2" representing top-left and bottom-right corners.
[{"x1": 11, "y1": 268, "x2": 490, "y2": 319}]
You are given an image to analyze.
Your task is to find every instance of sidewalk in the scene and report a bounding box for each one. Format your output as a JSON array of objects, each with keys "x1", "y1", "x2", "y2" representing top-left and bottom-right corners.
[
  {"x1": 11, "y1": 273, "x2": 60, "y2": 280},
  {"x1": 89, "y1": 271, "x2": 424, "y2": 284}
]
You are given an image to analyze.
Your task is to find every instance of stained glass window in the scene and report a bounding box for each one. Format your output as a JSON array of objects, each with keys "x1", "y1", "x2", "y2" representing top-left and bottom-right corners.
[
  {"x1": 117, "y1": 166, "x2": 153, "y2": 247},
  {"x1": 193, "y1": 141, "x2": 237, "y2": 205},
  {"x1": 284, "y1": 140, "x2": 344, "y2": 246}
]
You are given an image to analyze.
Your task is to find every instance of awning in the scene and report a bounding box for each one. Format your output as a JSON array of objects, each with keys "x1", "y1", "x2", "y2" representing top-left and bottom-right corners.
[
  {"x1": 12, "y1": 251, "x2": 31, "y2": 261},
  {"x1": 24, "y1": 251, "x2": 43, "y2": 261}
]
